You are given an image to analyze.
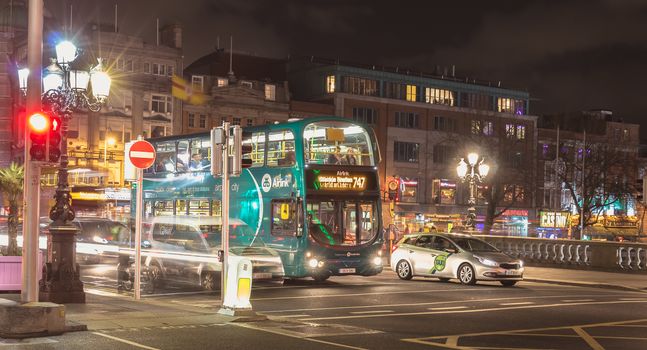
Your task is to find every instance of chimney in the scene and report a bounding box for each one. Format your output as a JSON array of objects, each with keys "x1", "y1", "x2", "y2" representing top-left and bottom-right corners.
[{"x1": 160, "y1": 22, "x2": 182, "y2": 49}]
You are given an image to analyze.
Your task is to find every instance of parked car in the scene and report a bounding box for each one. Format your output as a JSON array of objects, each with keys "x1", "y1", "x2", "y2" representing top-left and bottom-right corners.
[
  {"x1": 390, "y1": 233, "x2": 524, "y2": 286},
  {"x1": 123, "y1": 215, "x2": 284, "y2": 291}
]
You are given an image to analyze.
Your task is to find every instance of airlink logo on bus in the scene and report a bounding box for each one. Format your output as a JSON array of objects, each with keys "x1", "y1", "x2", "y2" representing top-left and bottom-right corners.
[{"x1": 261, "y1": 173, "x2": 291, "y2": 193}]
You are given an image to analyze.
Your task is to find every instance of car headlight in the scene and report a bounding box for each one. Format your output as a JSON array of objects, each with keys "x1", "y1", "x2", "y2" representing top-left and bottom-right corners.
[
  {"x1": 308, "y1": 258, "x2": 319, "y2": 268},
  {"x1": 519, "y1": 260, "x2": 524, "y2": 268},
  {"x1": 474, "y1": 255, "x2": 499, "y2": 267},
  {"x1": 92, "y1": 236, "x2": 107, "y2": 244},
  {"x1": 372, "y1": 256, "x2": 382, "y2": 266}
]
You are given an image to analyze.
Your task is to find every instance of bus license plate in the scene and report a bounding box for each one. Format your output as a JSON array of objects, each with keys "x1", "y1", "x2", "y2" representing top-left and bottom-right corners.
[
  {"x1": 339, "y1": 268, "x2": 356, "y2": 274},
  {"x1": 253, "y1": 273, "x2": 273, "y2": 279}
]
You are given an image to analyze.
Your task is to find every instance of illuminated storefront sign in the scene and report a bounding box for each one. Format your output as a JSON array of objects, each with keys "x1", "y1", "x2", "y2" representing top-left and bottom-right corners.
[
  {"x1": 306, "y1": 169, "x2": 376, "y2": 192},
  {"x1": 540, "y1": 211, "x2": 570, "y2": 228}
]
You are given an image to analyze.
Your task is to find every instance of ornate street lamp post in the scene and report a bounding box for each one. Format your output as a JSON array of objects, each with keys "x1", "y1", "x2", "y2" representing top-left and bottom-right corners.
[
  {"x1": 20, "y1": 40, "x2": 111, "y2": 303},
  {"x1": 456, "y1": 152, "x2": 489, "y2": 231}
]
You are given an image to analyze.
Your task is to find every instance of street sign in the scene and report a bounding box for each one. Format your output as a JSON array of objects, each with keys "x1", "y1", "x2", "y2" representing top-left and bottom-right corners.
[{"x1": 128, "y1": 140, "x2": 156, "y2": 169}]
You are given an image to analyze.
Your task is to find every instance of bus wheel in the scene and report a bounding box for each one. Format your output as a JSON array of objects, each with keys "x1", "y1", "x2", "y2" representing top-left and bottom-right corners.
[
  {"x1": 312, "y1": 273, "x2": 330, "y2": 282},
  {"x1": 202, "y1": 271, "x2": 218, "y2": 291}
]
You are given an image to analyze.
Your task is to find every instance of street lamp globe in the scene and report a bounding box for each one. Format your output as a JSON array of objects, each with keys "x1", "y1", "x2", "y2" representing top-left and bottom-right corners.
[
  {"x1": 69, "y1": 69, "x2": 90, "y2": 91},
  {"x1": 90, "y1": 59, "x2": 111, "y2": 101},
  {"x1": 18, "y1": 68, "x2": 29, "y2": 92},
  {"x1": 456, "y1": 158, "x2": 468, "y2": 178},
  {"x1": 467, "y1": 152, "x2": 479, "y2": 166},
  {"x1": 107, "y1": 137, "x2": 116, "y2": 146},
  {"x1": 55, "y1": 40, "x2": 77, "y2": 66},
  {"x1": 479, "y1": 162, "x2": 490, "y2": 177},
  {"x1": 42, "y1": 59, "x2": 63, "y2": 91}
]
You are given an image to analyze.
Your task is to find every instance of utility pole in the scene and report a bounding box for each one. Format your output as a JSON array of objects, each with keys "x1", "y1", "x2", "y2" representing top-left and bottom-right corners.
[{"x1": 22, "y1": 0, "x2": 43, "y2": 303}]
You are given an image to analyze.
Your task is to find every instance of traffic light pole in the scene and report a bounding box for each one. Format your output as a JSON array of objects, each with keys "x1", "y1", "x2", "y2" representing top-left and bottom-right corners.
[
  {"x1": 21, "y1": 0, "x2": 43, "y2": 303},
  {"x1": 220, "y1": 122, "x2": 230, "y2": 306}
]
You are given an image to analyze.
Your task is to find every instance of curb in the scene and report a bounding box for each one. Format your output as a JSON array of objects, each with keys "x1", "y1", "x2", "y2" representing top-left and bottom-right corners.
[{"x1": 523, "y1": 277, "x2": 647, "y2": 294}]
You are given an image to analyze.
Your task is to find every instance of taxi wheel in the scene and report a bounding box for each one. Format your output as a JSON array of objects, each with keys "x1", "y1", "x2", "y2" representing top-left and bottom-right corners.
[
  {"x1": 396, "y1": 260, "x2": 413, "y2": 280},
  {"x1": 500, "y1": 280, "x2": 518, "y2": 287},
  {"x1": 458, "y1": 263, "x2": 476, "y2": 285}
]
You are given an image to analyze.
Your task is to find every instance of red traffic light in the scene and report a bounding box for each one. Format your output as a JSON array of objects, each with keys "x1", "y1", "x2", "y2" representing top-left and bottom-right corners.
[{"x1": 28, "y1": 112, "x2": 49, "y2": 133}]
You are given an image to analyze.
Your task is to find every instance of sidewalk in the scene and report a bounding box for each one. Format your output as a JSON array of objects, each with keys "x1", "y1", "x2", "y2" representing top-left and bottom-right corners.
[
  {"x1": 523, "y1": 266, "x2": 647, "y2": 293},
  {"x1": 1, "y1": 292, "x2": 236, "y2": 333}
]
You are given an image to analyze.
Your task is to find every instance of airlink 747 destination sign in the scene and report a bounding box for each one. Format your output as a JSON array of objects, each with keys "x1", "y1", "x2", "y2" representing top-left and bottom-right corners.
[{"x1": 306, "y1": 169, "x2": 376, "y2": 192}]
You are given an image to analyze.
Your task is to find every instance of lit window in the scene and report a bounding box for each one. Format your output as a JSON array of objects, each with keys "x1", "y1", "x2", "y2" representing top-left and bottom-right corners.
[
  {"x1": 483, "y1": 121, "x2": 494, "y2": 136},
  {"x1": 241, "y1": 81, "x2": 253, "y2": 88},
  {"x1": 505, "y1": 124, "x2": 516, "y2": 138},
  {"x1": 516, "y1": 125, "x2": 525, "y2": 140},
  {"x1": 217, "y1": 78, "x2": 228, "y2": 87},
  {"x1": 471, "y1": 120, "x2": 482, "y2": 135},
  {"x1": 264, "y1": 84, "x2": 276, "y2": 101},
  {"x1": 326, "y1": 75, "x2": 336, "y2": 93},
  {"x1": 425, "y1": 87, "x2": 455, "y2": 106},
  {"x1": 406, "y1": 85, "x2": 417, "y2": 102}
]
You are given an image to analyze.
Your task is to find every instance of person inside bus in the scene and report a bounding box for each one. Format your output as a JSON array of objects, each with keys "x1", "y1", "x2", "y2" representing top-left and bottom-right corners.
[
  {"x1": 278, "y1": 151, "x2": 296, "y2": 166},
  {"x1": 190, "y1": 153, "x2": 209, "y2": 170},
  {"x1": 341, "y1": 149, "x2": 357, "y2": 165},
  {"x1": 327, "y1": 146, "x2": 342, "y2": 164}
]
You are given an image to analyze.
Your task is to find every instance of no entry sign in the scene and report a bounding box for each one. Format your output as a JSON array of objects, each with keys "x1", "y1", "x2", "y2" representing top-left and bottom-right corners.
[{"x1": 128, "y1": 140, "x2": 156, "y2": 169}]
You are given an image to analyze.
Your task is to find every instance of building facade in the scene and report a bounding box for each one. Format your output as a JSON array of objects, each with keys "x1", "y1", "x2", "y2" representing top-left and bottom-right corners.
[
  {"x1": 536, "y1": 110, "x2": 640, "y2": 239},
  {"x1": 288, "y1": 57, "x2": 538, "y2": 234}
]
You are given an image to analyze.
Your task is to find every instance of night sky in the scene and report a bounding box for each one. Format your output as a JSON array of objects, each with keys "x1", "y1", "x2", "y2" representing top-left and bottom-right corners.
[{"x1": 47, "y1": 0, "x2": 647, "y2": 137}]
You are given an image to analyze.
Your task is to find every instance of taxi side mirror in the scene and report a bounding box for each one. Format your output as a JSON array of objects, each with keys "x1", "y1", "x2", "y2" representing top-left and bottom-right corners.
[{"x1": 445, "y1": 247, "x2": 458, "y2": 254}]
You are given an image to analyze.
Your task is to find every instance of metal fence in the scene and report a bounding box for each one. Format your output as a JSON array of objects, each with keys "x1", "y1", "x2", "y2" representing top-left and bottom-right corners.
[{"x1": 474, "y1": 235, "x2": 647, "y2": 272}]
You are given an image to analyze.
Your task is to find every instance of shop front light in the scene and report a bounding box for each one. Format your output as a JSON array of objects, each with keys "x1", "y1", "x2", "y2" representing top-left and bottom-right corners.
[{"x1": 372, "y1": 256, "x2": 383, "y2": 266}]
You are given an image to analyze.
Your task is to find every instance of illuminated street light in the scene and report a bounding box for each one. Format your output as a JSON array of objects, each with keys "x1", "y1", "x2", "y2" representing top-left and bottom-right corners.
[
  {"x1": 456, "y1": 153, "x2": 488, "y2": 230},
  {"x1": 20, "y1": 38, "x2": 111, "y2": 303}
]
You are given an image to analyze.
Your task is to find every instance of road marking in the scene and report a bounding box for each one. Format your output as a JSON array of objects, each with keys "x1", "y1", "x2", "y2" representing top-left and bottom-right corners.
[
  {"x1": 428, "y1": 306, "x2": 468, "y2": 311},
  {"x1": 0, "y1": 338, "x2": 58, "y2": 346},
  {"x1": 403, "y1": 318, "x2": 647, "y2": 349},
  {"x1": 561, "y1": 299, "x2": 594, "y2": 302},
  {"x1": 262, "y1": 293, "x2": 627, "y2": 314},
  {"x1": 93, "y1": 332, "x2": 161, "y2": 350},
  {"x1": 619, "y1": 298, "x2": 647, "y2": 301},
  {"x1": 301, "y1": 300, "x2": 647, "y2": 321},
  {"x1": 350, "y1": 310, "x2": 394, "y2": 314},
  {"x1": 232, "y1": 323, "x2": 369, "y2": 350},
  {"x1": 280, "y1": 314, "x2": 311, "y2": 318},
  {"x1": 573, "y1": 327, "x2": 604, "y2": 350},
  {"x1": 253, "y1": 287, "x2": 500, "y2": 301},
  {"x1": 500, "y1": 302, "x2": 534, "y2": 306}
]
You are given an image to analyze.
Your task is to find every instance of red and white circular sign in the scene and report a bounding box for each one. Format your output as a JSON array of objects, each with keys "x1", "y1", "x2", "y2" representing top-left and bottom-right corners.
[{"x1": 129, "y1": 140, "x2": 156, "y2": 169}]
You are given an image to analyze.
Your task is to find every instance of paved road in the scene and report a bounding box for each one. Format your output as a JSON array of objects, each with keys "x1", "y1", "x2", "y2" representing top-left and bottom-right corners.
[{"x1": 4, "y1": 270, "x2": 647, "y2": 349}]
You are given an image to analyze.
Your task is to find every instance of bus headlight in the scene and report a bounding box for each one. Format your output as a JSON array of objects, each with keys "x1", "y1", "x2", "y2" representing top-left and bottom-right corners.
[
  {"x1": 372, "y1": 256, "x2": 382, "y2": 266},
  {"x1": 308, "y1": 258, "x2": 319, "y2": 268}
]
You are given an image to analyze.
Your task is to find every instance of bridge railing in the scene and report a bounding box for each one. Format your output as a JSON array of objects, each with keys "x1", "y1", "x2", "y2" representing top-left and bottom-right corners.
[{"x1": 472, "y1": 235, "x2": 647, "y2": 272}]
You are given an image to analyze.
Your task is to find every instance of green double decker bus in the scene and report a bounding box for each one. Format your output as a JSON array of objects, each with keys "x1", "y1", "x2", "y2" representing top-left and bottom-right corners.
[{"x1": 138, "y1": 117, "x2": 384, "y2": 282}]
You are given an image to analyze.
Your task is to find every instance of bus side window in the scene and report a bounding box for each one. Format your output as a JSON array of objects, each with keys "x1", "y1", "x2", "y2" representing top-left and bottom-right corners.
[
  {"x1": 267, "y1": 130, "x2": 295, "y2": 167},
  {"x1": 271, "y1": 199, "x2": 296, "y2": 236}
]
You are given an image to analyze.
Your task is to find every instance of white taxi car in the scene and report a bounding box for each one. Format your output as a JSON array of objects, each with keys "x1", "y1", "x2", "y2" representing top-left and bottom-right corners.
[{"x1": 390, "y1": 233, "x2": 524, "y2": 286}]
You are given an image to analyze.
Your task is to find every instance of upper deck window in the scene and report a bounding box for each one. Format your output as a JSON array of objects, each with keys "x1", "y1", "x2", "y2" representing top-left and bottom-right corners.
[
  {"x1": 267, "y1": 130, "x2": 295, "y2": 167},
  {"x1": 304, "y1": 121, "x2": 375, "y2": 166}
]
